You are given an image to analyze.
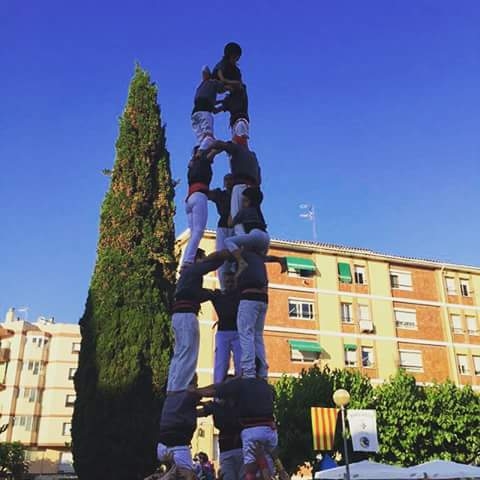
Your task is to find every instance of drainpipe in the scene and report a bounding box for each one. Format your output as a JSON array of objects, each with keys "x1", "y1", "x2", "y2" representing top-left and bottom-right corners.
[{"x1": 439, "y1": 265, "x2": 460, "y2": 385}]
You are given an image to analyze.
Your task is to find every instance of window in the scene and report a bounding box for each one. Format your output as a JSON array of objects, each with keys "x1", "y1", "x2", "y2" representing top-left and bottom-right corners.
[
  {"x1": 288, "y1": 299, "x2": 314, "y2": 320},
  {"x1": 65, "y1": 394, "x2": 76, "y2": 407},
  {"x1": 399, "y1": 350, "x2": 423, "y2": 372},
  {"x1": 473, "y1": 356, "x2": 480, "y2": 375},
  {"x1": 445, "y1": 277, "x2": 456, "y2": 295},
  {"x1": 285, "y1": 257, "x2": 316, "y2": 278},
  {"x1": 394, "y1": 309, "x2": 417, "y2": 329},
  {"x1": 340, "y1": 303, "x2": 353, "y2": 323},
  {"x1": 467, "y1": 316, "x2": 479, "y2": 336},
  {"x1": 23, "y1": 388, "x2": 39, "y2": 403},
  {"x1": 72, "y1": 342, "x2": 81, "y2": 353},
  {"x1": 460, "y1": 279, "x2": 470, "y2": 297},
  {"x1": 288, "y1": 340, "x2": 322, "y2": 363},
  {"x1": 457, "y1": 355, "x2": 470, "y2": 375},
  {"x1": 451, "y1": 314, "x2": 463, "y2": 334},
  {"x1": 68, "y1": 368, "x2": 77, "y2": 380},
  {"x1": 344, "y1": 349, "x2": 357, "y2": 367},
  {"x1": 361, "y1": 347, "x2": 375, "y2": 367},
  {"x1": 338, "y1": 262, "x2": 352, "y2": 284},
  {"x1": 390, "y1": 270, "x2": 413, "y2": 291},
  {"x1": 354, "y1": 265, "x2": 366, "y2": 285},
  {"x1": 358, "y1": 305, "x2": 370, "y2": 321},
  {"x1": 62, "y1": 423, "x2": 71, "y2": 436}
]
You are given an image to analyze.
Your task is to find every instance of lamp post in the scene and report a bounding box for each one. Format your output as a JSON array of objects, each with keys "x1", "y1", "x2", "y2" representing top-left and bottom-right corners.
[{"x1": 333, "y1": 389, "x2": 351, "y2": 480}]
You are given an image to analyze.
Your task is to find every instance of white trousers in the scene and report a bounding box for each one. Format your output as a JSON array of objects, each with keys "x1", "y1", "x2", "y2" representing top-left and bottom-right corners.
[
  {"x1": 224, "y1": 229, "x2": 270, "y2": 255},
  {"x1": 157, "y1": 443, "x2": 193, "y2": 470},
  {"x1": 230, "y1": 184, "x2": 247, "y2": 235},
  {"x1": 183, "y1": 192, "x2": 208, "y2": 266},
  {"x1": 216, "y1": 226, "x2": 234, "y2": 290},
  {"x1": 167, "y1": 313, "x2": 199, "y2": 392},
  {"x1": 192, "y1": 111, "x2": 215, "y2": 151},
  {"x1": 231, "y1": 118, "x2": 250, "y2": 139}
]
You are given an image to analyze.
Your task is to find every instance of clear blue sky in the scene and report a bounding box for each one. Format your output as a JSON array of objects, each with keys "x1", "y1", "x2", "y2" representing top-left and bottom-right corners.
[{"x1": 1, "y1": 1, "x2": 479, "y2": 324}]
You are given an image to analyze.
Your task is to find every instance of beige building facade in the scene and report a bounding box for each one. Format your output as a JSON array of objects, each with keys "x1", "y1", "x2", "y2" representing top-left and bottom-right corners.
[
  {"x1": 177, "y1": 230, "x2": 480, "y2": 460},
  {"x1": 0, "y1": 308, "x2": 81, "y2": 475}
]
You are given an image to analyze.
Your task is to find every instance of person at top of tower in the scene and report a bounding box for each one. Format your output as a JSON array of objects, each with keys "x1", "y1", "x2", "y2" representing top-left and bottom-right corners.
[
  {"x1": 182, "y1": 149, "x2": 213, "y2": 269},
  {"x1": 212, "y1": 42, "x2": 243, "y2": 88},
  {"x1": 206, "y1": 140, "x2": 260, "y2": 235},
  {"x1": 192, "y1": 65, "x2": 227, "y2": 156},
  {"x1": 224, "y1": 187, "x2": 270, "y2": 278},
  {"x1": 217, "y1": 83, "x2": 250, "y2": 145}
]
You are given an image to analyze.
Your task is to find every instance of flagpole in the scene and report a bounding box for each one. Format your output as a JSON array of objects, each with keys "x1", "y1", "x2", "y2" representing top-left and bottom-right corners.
[{"x1": 333, "y1": 389, "x2": 351, "y2": 480}]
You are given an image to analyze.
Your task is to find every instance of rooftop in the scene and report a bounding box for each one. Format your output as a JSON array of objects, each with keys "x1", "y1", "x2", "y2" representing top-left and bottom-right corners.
[{"x1": 177, "y1": 229, "x2": 480, "y2": 273}]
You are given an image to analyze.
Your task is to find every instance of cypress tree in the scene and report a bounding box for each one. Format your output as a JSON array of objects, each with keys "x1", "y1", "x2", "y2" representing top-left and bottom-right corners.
[{"x1": 72, "y1": 65, "x2": 177, "y2": 480}]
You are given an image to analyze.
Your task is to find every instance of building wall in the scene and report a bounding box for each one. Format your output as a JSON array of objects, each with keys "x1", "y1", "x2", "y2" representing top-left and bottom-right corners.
[
  {"x1": 0, "y1": 309, "x2": 80, "y2": 475},
  {"x1": 175, "y1": 230, "x2": 480, "y2": 461}
]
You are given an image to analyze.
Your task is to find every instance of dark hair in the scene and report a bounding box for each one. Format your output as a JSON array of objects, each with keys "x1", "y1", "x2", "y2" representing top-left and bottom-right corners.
[
  {"x1": 224, "y1": 42, "x2": 242, "y2": 58},
  {"x1": 243, "y1": 187, "x2": 263, "y2": 206},
  {"x1": 195, "y1": 248, "x2": 206, "y2": 260}
]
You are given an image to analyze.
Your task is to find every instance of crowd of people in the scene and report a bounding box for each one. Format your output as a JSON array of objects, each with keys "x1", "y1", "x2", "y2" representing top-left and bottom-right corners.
[{"x1": 148, "y1": 42, "x2": 289, "y2": 480}]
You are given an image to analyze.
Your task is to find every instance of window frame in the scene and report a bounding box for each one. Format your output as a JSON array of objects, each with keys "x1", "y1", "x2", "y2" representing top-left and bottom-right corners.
[
  {"x1": 394, "y1": 308, "x2": 417, "y2": 330},
  {"x1": 361, "y1": 346, "x2": 375, "y2": 368},
  {"x1": 62, "y1": 422, "x2": 71, "y2": 436},
  {"x1": 340, "y1": 302, "x2": 353, "y2": 323},
  {"x1": 460, "y1": 279, "x2": 470, "y2": 297},
  {"x1": 390, "y1": 269, "x2": 413, "y2": 291},
  {"x1": 68, "y1": 367, "x2": 77, "y2": 380},
  {"x1": 288, "y1": 298, "x2": 315, "y2": 321},
  {"x1": 457, "y1": 354, "x2": 470, "y2": 375},
  {"x1": 72, "y1": 342, "x2": 81, "y2": 353},
  {"x1": 445, "y1": 277, "x2": 457, "y2": 295},
  {"x1": 358, "y1": 304, "x2": 370, "y2": 321},
  {"x1": 466, "y1": 316, "x2": 479, "y2": 336},
  {"x1": 65, "y1": 394, "x2": 76, "y2": 407},
  {"x1": 354, "y1": 265, "x2": 367, "y2": 285},
  {"x1": 473, "y1": 356, "x2": 480, "y2": 376},
  {"x1": 289, "y1": 347, "x2": 319, "y2": 364},
  {"x1": 451, "y1": 314, "x2": 463, "y2": 334},
  {"x1": 399, "y1": 350, "x2": 423, "y2": 372}
]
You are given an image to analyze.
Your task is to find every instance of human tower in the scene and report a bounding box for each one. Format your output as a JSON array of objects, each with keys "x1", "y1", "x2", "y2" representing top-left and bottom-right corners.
[{"x1": 153, "y1": 43, "x2": 289, "y2": 480}]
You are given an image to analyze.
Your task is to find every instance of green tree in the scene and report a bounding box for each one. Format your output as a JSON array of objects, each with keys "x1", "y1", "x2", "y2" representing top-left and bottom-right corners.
[
  {"x1": 0, "y1": 442, "x2": 28, "y2": 480},
  {"x1": 373, "y1": 370, "x2": 427, "y2": 466},
  {"x1": 274, "y1": 366, "x2": 373, "y2": 474},
  {"x1": 422, "y1": 381, "x2": 480, "y2": 464},
  {"x1": 72, "y1": 65, "x2": 177, "y2": 480}
]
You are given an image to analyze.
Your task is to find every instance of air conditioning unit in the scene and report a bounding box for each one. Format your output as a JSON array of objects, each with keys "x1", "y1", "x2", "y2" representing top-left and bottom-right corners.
[{"x1": 360, "y1": 320, "x2": 374, "y2": 333}]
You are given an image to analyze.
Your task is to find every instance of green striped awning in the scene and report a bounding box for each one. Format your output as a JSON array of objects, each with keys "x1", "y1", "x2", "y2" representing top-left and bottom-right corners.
[
  {"x1": 288, "y1": 340, "x2": 323, "y2": 352},
  {"x1": 286, "y1": 257, "x2": 316, "y2": 272},
  {"x1": 344, "y1": 344, "x2": 358, "y2": 351},
  {"x1": 338, "y1": 262, "x2": 352, "y2": 283}
]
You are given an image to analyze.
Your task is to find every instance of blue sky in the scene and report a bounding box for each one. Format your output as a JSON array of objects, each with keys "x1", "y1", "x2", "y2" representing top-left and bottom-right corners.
[{"x1": 0, "y1": 1, "x2": 479, "y2": 323}]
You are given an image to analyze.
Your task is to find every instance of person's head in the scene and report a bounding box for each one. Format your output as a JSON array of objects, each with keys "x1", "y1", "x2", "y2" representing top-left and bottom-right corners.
[
  {"x1": 223, "y1": 272, "x2": 236, "y2": 292},
  {"x1": 241, "y1": 187, "x2": 263, "y2": 209},
  {"x1": 223, "y1": 173, "x2": 234, "y2": 190},
  {"x1": 201, "y1": 65, "x2": 211, "y2": 81},
  {"x1": 224, "y1": 42, "x2": 242, "y2": 64},
  {"x1": 198, "y1": 452, "x2": 209, "y2": 464},
  {"x1": 195, "y1": 248, "x2": 206, "y2": 263}
]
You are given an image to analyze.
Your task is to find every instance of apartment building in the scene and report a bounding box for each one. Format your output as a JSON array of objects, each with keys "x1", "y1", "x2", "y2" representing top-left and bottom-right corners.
[
  {"x1": 0, "y1": 308, "x2": 81, "y2": 475},
  {"x1": 177, "y1": 230, "x2": 480, "y2": 459}
]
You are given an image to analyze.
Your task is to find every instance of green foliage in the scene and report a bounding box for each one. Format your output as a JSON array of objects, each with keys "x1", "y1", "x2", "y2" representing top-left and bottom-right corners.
[
  {"x1": 274, "y1": 367, "x2": 480, "y2": 473},
  {"x1": 0, "y1": 442, "x2": 28, "y2": 479},
  {"x1": 72, "y1": 65, "x2": 177, "y2": 480},
  {"x1": 274, "y1": 366, "x2": 373, "y2": 474}
]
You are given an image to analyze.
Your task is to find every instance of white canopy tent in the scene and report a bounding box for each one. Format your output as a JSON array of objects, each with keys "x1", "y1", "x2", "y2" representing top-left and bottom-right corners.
[
  {"x1": 406, "y1": 460, "x2": 480, "y2": 479},
  {"x1": 315, "y1": 460, "x2": 409, "y2": 479}
]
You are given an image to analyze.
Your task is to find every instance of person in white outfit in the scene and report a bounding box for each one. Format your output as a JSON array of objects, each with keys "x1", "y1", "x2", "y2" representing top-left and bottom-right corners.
[
  {"x1": 191, "y1": 66, "x2": 225, "y2": 154},
  {"x1": 182, "y1": 150, "x2": 213, "y2": 268}
]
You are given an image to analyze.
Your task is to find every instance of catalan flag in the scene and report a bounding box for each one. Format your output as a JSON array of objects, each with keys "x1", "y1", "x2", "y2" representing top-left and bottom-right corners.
[{"x1": 310, "y1": 407, "x2": 338, "y2": 451}]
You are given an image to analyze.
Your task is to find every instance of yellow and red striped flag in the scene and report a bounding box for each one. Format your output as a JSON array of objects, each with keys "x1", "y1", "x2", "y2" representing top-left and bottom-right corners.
[{"x1": 310, "y1": 407, "x2": 338, "y2": 451}]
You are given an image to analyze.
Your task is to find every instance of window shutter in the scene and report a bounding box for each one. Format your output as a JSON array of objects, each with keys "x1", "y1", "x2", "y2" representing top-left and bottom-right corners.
[{"x1": 338, "y1": 262, "x2": 352, "y2": 283}]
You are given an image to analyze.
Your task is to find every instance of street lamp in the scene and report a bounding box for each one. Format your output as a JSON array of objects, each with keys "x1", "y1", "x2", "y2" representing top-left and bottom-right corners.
[{"x1": 333, "y1": 389, "x2": 351, "y2": 480}]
